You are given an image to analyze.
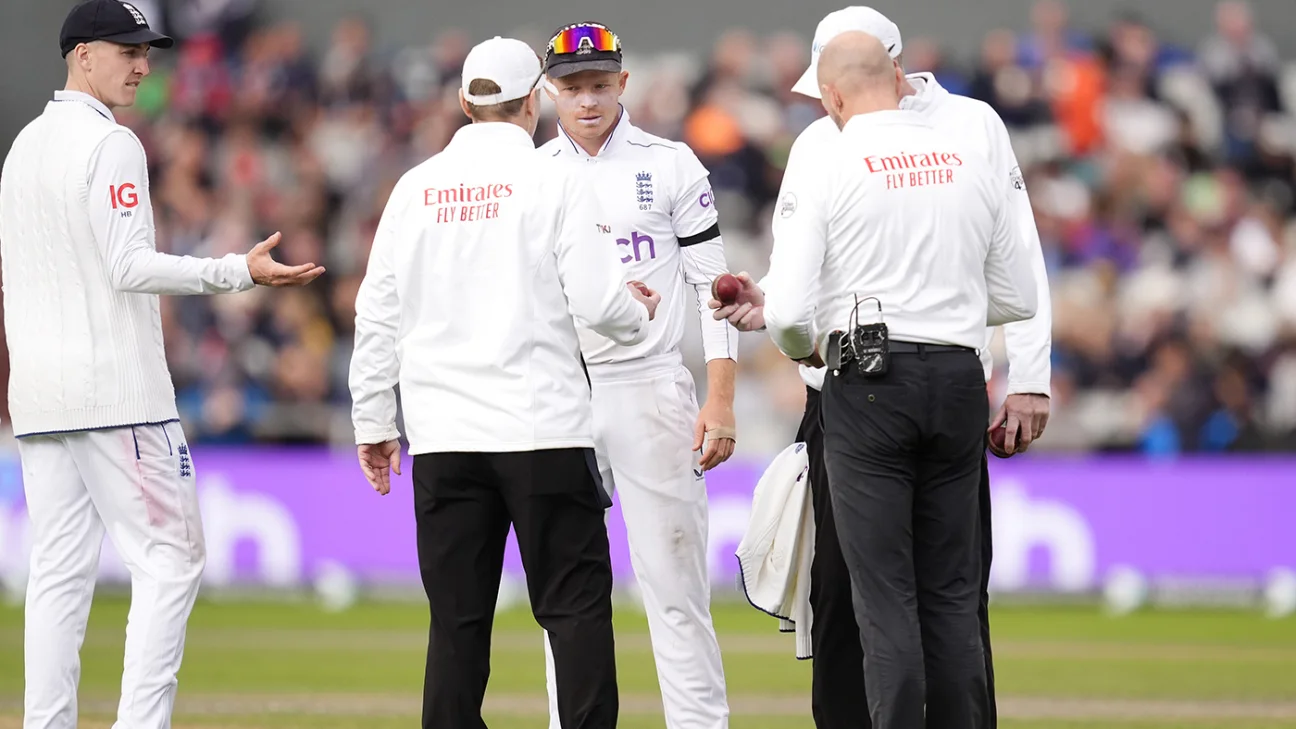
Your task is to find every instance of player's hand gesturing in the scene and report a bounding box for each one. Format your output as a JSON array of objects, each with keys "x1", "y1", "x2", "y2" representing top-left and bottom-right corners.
[{"x1": 247, "y1": 232, "x2": 326, "y2": 286}]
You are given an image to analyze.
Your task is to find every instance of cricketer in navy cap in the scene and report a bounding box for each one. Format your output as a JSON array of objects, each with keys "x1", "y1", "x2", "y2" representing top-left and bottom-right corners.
[{"x1": 59, "y1": 0, "x2": 173, "y2": 58}]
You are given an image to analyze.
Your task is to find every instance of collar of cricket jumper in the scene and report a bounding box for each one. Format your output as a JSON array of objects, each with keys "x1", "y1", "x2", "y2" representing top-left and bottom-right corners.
[
  {"x1": 843, "y1": 109, "x2": 930, "y2": 133},
  {"x1": 53, "y1": 90, "x2": 115, "y2": 123},
  {"x1": 556, "y1": 104, "x2": 631, "y2": 158},
  {"x1": 450, "y1": 121, "x2": 537, "y2": 149},
  {"x1": 898, "y1": 72, "x2": 947, "y2": 115}
]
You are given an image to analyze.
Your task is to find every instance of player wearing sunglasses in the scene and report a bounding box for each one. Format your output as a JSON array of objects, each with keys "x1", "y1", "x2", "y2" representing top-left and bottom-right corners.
[{"x1": 537, "y1": 21, "x2": 736, "y2": 729}]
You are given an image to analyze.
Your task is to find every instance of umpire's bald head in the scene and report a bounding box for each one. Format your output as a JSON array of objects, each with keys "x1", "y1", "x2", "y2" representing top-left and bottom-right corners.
[{"x1": 816, "y1": 30, "x2": 904, "y2": 129}]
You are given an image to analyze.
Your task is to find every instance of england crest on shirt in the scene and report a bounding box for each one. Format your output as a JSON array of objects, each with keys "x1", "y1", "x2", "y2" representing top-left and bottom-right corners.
[{"x1": 635, "y1": 171, "x2": 653, "y2": 210}]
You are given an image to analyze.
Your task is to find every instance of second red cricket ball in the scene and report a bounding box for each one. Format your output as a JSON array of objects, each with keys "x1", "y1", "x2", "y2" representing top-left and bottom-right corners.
[{"x1": 989, "y1": 423, "x2": 1019, "y2": 458}]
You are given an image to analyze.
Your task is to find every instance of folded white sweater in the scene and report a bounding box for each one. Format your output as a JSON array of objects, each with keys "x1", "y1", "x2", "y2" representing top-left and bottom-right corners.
[{"x1": 735, "y1": 441, "x2": 816, "y2": 659}]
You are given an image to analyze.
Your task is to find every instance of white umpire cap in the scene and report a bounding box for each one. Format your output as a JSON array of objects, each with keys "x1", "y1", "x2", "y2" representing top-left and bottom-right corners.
[
  {"x1": 461, "y1": 36, "x2": 544, "y2": 105},
  {"x1": 792, "y1": 6, "x2": 904, "y2": 99}
]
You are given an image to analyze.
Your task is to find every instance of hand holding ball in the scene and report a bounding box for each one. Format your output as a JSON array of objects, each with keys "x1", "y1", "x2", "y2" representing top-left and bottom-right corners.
[
  {"x1": 988, "y1": 422, "x2": 1021, "y2": 458},
  {"x1": 711, "y1": 273, "x2": 742, "y2": 306},
  {"x1": 708, "y1": 271, "x2": 766, "y2": 331},
  {"x1": 627, "y1": 281, "x2": 660, "y2": 321}
]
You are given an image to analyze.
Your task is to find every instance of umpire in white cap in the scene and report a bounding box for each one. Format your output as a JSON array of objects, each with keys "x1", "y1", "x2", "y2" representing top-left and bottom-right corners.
[{"x1": 349, "y1": 35, "x2": 659, "y2": 729}]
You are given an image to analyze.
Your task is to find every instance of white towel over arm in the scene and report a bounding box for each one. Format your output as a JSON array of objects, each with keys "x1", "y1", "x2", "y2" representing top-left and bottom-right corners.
[{"x1": 735, "y1": 442, "x2": 817, "y2": 659}]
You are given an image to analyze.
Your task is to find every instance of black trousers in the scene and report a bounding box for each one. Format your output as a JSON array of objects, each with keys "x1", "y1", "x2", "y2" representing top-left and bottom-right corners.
[
  {"x1": 413, "y1": 448, "x2": 618, "y2": 729},
  {"x1": 799, "y1": 387, "x2": 999, "y2": 728},
  {"x1": 797, "y1": 386, "x2": 870, "y2": 728},
  {"x1": 820, "y1": 348, "x2": 991, "y2": 729}
]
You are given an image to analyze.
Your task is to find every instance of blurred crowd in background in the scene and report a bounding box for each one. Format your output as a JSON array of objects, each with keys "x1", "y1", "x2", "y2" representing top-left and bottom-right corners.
[{"x1": 3, "y1": 0, "x2": 1296, "y2": 457}]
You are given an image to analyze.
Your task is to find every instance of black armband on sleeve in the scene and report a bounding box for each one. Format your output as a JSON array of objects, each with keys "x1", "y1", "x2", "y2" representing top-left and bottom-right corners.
[{"x1": 678, "y1": 222, "x2": 721, "y2": 248}]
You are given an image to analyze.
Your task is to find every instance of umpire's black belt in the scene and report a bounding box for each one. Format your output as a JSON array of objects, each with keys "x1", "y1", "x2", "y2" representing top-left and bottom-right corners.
[
  {"x1": 828, "y1": 330, "x2": 975, "y2": 363},
  {"x1": 887, "y1": 341, "x2": 976, "y2": 355}
]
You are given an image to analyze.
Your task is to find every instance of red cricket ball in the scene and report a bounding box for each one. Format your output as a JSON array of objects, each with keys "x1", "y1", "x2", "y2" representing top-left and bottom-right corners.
[
  {"x1": 988, "y1": 423, "x2": 1020, "y2": 458},
  {"x1": 712, "y1": 273, "x2": 742, "y2": 305},
  {"x1": 628, "y1": 280, "x2": 651, "y2": 297}
]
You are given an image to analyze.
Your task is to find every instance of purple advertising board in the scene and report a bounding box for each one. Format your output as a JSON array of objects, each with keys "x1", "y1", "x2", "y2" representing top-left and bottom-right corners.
[{"x1": 0, "y1": 450, "x2": 1292, "y2": 593}]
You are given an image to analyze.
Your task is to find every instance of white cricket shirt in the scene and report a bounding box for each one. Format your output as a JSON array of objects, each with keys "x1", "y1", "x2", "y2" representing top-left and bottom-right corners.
[
  {"x1": 349, "y1": 122, "x2": 650, "y2": 455},
  {"x1": 763, "y1": 109, "x2": 1038, "y2": 361},
  {"x1": 539, "y1": 108, "x2": 738, "y2": 368},
  {"x1": 773, "y1": 73, "x2": 1053, "y2": 395},
  {"x1": 0, "y1": 91, "x2": 254, "y2": 437}
]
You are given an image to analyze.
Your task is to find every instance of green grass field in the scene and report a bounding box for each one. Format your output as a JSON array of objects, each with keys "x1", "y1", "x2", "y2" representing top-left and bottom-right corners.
[{"x1": 3, "y1": 594, "x2": 1296, "y2": 728}]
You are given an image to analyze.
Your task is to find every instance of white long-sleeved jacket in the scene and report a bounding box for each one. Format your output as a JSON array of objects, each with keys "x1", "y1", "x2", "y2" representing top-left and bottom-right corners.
[
  {"x1": 348, "y1": 122, "x2": 650, "y2": 455},
  {"x1": 764, "y1": 109, "x2": 1038, "y2": 360},
  {"x1": 770, "y1": 74, "x2": 1053, "y2": 395},
  {"x1": 0, "y1": 91, "x2": 254, "y2": 436}
]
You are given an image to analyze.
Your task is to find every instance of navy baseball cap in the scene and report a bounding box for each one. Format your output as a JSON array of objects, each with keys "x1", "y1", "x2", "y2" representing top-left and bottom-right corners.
[
  {"x1": 544, "y1": 22, "x2": 623, "y2": 78},
  {"x1": 60, "y1": 0, "x2": 174, "y2": 58}
]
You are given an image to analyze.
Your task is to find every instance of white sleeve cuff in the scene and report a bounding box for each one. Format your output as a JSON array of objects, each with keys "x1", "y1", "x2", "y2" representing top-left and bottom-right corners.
[
  {"x1": 355, "y1": 427, "x2": 402, "y2": 445},
  {"x1": 229, "y1": 254, "x2": 256, "y2": 291},
  {"x1": 1006, "y1": 381, "x2": 1051, "y2": 398}
]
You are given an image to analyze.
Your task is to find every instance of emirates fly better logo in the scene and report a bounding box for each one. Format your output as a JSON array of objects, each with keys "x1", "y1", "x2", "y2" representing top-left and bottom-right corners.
[{"x1": 120, "y1": 2, "x2": 148, "y2": 26}]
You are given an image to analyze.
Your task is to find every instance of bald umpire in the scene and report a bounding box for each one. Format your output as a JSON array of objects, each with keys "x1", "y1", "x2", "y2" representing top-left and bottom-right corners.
[
  {"x1": 714, "y1": 7, "x2": 1054, "y2": 727},
  {"x1": 762, "y1": 33, "x2": 1038, "y2": 728},
  {"x1": 0, "y1": 2, "x2": 324, "y2": 728}
]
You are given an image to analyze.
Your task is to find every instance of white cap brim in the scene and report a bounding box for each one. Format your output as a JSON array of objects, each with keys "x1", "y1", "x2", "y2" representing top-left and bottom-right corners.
[
  {"x1": 791, "y1": 6, "x2": 904, "y2": 100},
  {"x1": 791, "y1": 63, "x2": 821, "y2": 99}
]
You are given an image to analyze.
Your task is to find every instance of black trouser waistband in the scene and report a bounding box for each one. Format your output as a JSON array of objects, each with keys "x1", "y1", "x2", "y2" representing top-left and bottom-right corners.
[
  {"x1": 827, "y1": 330, "x2": 976, "y2": 359},
  {"x1": 888, "y1": 341, "x2": 976, "y2": 354}
]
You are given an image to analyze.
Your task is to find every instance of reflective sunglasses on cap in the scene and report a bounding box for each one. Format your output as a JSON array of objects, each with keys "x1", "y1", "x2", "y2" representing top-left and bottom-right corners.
[{"x1": 548, "y1": 23, "x2": 621, "y2": 56}]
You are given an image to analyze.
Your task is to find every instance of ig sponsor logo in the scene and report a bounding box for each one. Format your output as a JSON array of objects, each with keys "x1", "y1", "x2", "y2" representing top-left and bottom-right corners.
[{"x1": 109, "y1": 183, "x2": 138, "y2": 212}]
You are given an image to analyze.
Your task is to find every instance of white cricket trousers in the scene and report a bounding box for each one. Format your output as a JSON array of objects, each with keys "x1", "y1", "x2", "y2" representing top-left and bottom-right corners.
[
  {"x1": 545, "y1": 352, "x2": 729, "y2": 729},
  {"x1": 18, "y1": 421, "x2": 205, "y2": 729}
]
